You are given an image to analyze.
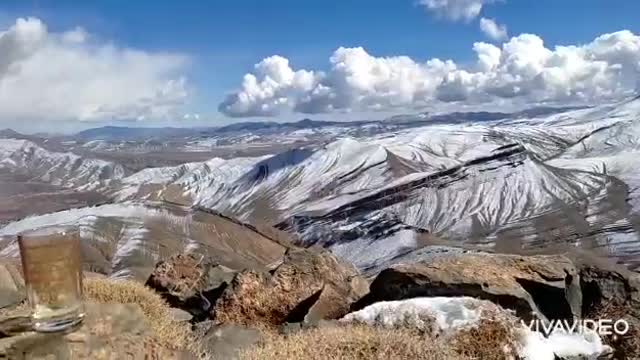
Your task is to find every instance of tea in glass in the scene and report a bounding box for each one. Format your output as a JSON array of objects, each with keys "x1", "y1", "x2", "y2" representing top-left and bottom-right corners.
[{"x1": 18, "y1": 226, "x2": 85, "y2": 332}]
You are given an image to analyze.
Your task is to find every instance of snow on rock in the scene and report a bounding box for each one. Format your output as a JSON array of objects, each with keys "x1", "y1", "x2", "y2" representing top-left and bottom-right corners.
[
  {"x1": 341, "y1": 297, "x2": 611, "y2": 360},
  {"x1": 341, "y1": 297, "x2": 494, "y2": 332}
]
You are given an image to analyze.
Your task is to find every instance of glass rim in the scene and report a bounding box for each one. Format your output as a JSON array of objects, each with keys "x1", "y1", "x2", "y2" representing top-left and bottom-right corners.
[{"x1": 17, "y1": 225, "x2": 80, "y2": 239}]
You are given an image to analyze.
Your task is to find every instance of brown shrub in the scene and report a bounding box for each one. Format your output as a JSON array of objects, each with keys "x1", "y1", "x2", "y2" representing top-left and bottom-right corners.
[
  {"x1": 213, "y1": 270, "x2": 296, "y2": 328},
  {"x1": 83, "y1": 277, "x2": 195, "y2": 353},
  {"x1": 347, "y1": 311, "x2": 439, "y2": 337},
  {"x1": 240, "y1": 324, "x2": 461, "y2": 360}
]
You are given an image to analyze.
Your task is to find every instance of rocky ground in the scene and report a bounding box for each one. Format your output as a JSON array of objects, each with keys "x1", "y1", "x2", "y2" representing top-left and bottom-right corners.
[{"x1": 1, "y1": 246, "x2": 639, "y2": 359}]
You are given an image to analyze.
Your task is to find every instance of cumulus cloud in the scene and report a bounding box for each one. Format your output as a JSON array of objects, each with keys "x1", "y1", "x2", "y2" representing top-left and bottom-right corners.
[
  {"x1": 0, "y1": 17, "x2": 189, "y2": 123},
  {"x1": 480, "y1": 17, "x2": 508, "y2": 41},
  {"x1": 218, "y1": 55, "x2": 321, "y2": 117},
  {"x1": 418, "y1": 0, "x2": 497, "y2": 22},
  {"x1": 220, "y1": 30, "x2": 640, "y2": 117}
]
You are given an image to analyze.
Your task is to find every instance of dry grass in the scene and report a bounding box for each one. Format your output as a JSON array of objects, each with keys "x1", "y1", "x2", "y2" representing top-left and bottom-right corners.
[
  {"x1": 586, "y1": 301, "x2": 640, "y2": 358},
  {"x1": 239, "y1": 298, "x2": 528, "y2": 360},
  {"x1": 348, "y1": 311, "x2": 439, "y2": 337},
  {"x1": 450, "y1": 319, "x2": 521, "y2": 360},
  {"x1": 213, "y1": 270, "x2": 308, "y2": 329},
  {"x1": 83, "y1": 277, "x2": 195, "y2": 353},
  {"x1": 240, "y1": 324, "x2": 461, "y2": 360}
]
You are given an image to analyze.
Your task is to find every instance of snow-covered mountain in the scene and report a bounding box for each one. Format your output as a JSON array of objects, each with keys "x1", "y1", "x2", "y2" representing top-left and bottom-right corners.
[
  {"x1": 0, "y1": 139, "x2": 125, "y2": 190},
  {"x1": 0, "y1": 202, "x2": 288, "y2": 280},
  {"x1": 2, "y1": 97, "x2": 640, "y2": 274},
  {"x1": 100, "y1": 98, "x2": 640, "y2": 271},
  {"x1": 276, "y1": 146, "x2": 619, "y2": 270}
]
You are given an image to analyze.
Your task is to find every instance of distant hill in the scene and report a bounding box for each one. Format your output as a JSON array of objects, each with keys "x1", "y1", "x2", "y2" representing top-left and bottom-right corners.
[
  {"x1": 0, "y1": 128, "x2": 49, "y2": 144},
  {"x1": 73, "y1": 126, "x2": 204, "y2": 141},
  {"x1": 0, "y1": 128, "x2": 28, "y2": 139},
  {"x1": 72, "y1": 106, "x2": 587, "y2": 142},
  {"x1": 213, "y1": 118, "x2": 357, "y2": 133},
  {"x1": 385, "y1": 106, "x2": 586, "y2": 125},
  {"x1": 73, "y1": 119, "x2": 360, "y2": 141},
  {"x1": 0, "y1": 128, "x2": 63, "y2": 140},
  {"x1": 213, "y1": 121, "x2": 280, "y2": 133}
]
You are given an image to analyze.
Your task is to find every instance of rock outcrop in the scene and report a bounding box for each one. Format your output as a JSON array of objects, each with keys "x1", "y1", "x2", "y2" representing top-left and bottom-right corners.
[
  {"x1": 194, "y1": 323, "x2": 263, "y2": 360},
  {"x1": 579, "y1": 263, "x2": 640, "y2": 318},
  {"x1": 0, "y1": 303, "x2": 195, "y2": 359},
  {"x1": 353, "y1": 253, "x2": 582, "y2": 322},
  {"x1": 211, "y1": 248, "x2": 369, "y2": 328},
  {"x1": 147, "y1": 254, "x2": 237, "y2": 320},
  {"x1": 147, "y1": 254, "x2": 210, "y2": 301}
]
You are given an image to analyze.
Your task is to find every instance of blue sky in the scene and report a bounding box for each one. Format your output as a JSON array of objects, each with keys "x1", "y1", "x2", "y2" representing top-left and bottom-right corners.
[{"x1": 0, "y1": 0, "x2": 639, "y2": 131}]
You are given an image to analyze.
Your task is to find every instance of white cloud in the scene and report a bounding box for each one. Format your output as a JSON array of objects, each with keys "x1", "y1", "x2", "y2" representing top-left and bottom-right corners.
[
  {"x1": 183, "y1": 113, "x2": 201, "y2": 120},
  {"x1": 480, "y1": 17, "x2": 508, "y2": 41},
  {"x1": 418, "y1": 0, "x2": 497, "y2": 22},
  {"x1": 218, "y1": 55, "x2": 321, "y2": 117},
  {"x1": 0, "y1": 17, "x2": 189, "y2": 123},
  {"x1": 220, "y1": 30, "x2": 640, "y2": 117}
]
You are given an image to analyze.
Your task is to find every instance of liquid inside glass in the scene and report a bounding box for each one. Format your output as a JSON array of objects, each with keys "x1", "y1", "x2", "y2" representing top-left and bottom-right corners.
[{"x1": 18, "y1": 226, "x2": 85, "y2": 332}]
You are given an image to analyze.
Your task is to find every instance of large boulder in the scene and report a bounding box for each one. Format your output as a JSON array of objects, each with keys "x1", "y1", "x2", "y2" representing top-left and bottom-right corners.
[
  {"x1": 354, "y1": 253, "x2": 582, "y2": 322},
  {"x1": 211, "y1": 248, "x2": 369, "y2": 328}
]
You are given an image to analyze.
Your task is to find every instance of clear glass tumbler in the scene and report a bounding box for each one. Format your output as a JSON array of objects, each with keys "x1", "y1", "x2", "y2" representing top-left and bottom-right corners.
[{"x1": 17, "y1": 226, "x2": 85, "y2": 332}]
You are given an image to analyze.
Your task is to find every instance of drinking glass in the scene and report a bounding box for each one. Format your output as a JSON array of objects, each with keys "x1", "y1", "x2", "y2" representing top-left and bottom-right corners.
[{"x1": 17, "y1": 226, "x2": 85, "y2": 332}]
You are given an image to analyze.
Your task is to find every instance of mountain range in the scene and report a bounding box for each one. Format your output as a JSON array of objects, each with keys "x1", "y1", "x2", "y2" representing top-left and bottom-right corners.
[{"x1": 0, "y1": 98, "x2": 639, "y2": 275}]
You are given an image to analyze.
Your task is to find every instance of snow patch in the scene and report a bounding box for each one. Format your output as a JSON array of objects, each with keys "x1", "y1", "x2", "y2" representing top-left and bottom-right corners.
[
  {"x1": 520, "y1": 329, "x2": 609, "y2": 360},
  {"x1": 341, "y1": 297, "x2": 487, "y2": 331},
  {"x1": 341, "y1": 297, "x2": 611, "y2": 360}
]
